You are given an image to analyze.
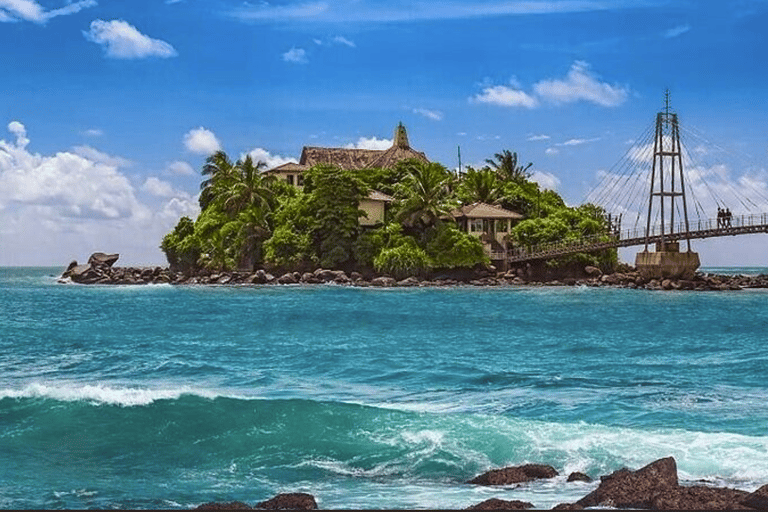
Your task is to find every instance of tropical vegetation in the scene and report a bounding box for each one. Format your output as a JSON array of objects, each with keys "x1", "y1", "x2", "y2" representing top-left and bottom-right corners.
[{"x1": 161, "y1": 148, "x2": 617, "y2": 277}]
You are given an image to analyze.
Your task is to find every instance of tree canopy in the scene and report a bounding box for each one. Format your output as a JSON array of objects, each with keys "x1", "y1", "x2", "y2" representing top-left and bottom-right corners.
[{"x1": 161, "y1": 148, "x2": 617, "y2": 276}]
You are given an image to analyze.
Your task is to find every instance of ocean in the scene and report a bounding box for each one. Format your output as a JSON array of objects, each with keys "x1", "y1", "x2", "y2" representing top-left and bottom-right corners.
[{"x1": 2, "y1": 266, "x2": 768, "y2": 509}]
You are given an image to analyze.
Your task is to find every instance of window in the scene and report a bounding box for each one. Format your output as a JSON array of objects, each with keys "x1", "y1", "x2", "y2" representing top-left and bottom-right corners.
[
  {"x1": 470, "y1": 219, "x2": 483, "y2": 232},
  {"x1": 286, "y1": 174, "x2": 294, "y2": 186},
  {"x1": 497, "y1": 220, "x2": 508, "y2": 232},
  {"x1": 297, "y1": 174, "x2": 304, "y2": 186}
]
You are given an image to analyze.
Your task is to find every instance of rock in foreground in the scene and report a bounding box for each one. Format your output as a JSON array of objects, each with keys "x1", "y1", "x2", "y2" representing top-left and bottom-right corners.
[
  {"x1": 255, "y1": 493, "x2": 318, "y2": 510},
  {"x1": 576, "y1": 457, "x2": 678, "y2": 509},
  {"x1": 467, "y1": 498, "x2": 534, "y2": 509},
  {"x1": 469, "y1": 464, "x2": 559, "y2": 486}
]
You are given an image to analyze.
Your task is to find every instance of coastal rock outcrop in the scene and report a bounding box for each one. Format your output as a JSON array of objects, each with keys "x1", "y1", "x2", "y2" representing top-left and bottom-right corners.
[
  {"x1": 742, "y1": 483, "x2": 768, "y2": 510},
  {"x1": 567, "y1": 472, "x2": 592, "y2": 483},
  {"x1": 467, "y1": 498, "x2": 534, "y2": 510},
  {"x1": 576, "y1": 457, "x2": 678, "y2": 509},
  {"x1": 196, "y1": 501, "x2": 253, "y2": 510},
  {"x1": 255, "y1": 493, "x2": 318, "y2": 510},
  {"x1": 469, "y1": 464, "x2": 559, "y2": 486}
]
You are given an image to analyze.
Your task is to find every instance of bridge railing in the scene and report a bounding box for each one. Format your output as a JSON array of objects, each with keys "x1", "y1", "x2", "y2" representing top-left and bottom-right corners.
[{"x1": 508, "y1": 212, "x2": 768, "y2": 261}]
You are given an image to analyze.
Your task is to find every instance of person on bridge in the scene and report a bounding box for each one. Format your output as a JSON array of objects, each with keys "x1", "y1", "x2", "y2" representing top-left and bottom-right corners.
[
  {"x1": 726, "y1": 208, "x2": 733, "y2": 228},
  {"x1": 717, "y1": 207, "x2": 724, "y2": 229}
]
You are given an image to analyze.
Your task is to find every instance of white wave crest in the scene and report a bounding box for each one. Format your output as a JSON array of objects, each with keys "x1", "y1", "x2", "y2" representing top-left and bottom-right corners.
[{"x1": 0, "y1": 382, "x2": 224, "y2": 406}]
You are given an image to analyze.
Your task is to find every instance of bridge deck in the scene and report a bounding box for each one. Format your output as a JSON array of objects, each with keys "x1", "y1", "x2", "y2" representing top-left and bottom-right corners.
[{"x1": 508, "y1": 214, "x2": 768, "y2": 263}]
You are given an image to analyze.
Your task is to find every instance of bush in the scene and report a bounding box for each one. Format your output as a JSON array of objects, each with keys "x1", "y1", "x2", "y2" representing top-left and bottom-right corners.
[
  {"x1": 373, "y1": 238, "x2": 431, "y2": 279},
  {"x1": 426, "y1": 223, "x2": 488, "y2": 269},
  {"x1": 264, "y1": 225, "x2": 313, "y2": 267}
]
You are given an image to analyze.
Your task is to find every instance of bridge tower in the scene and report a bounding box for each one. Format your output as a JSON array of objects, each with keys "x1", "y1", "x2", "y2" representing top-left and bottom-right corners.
[{"x1": 635, "y1": 91, "x2": 700, "y2": 279}]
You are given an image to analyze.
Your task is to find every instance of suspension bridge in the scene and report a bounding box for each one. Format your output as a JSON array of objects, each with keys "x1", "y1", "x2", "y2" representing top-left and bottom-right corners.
[{"x1": 507, "y1": 92, "x2": 768, "y2": 269}]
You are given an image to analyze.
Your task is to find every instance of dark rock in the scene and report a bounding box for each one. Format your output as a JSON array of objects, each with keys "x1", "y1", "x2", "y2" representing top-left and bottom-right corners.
[
  {"x1": 196, "y1": 502, "x2": 253, "y2": 510},
  {"x1": 650, "y1": 485, "x2": 750, "y2": 510},
  {"x1": 277, "y1": 272, "x2": 298, "y2": 285},
  {"x1": 350, "y1": 272, "x2": 363, "y2": 281},
  {"x1": 255, "y1": 493, "x2": 317, "y2": 510},
  {"x1": 567, "y1": 472, "x2": 592, "y2": 483},
  {"x1": 551, "y1": 504, "x2": 583, "y2": 510},
  {"x1": 584, "y1": 266, "x2": 602, "y2": 277},
  {"x1": 63, "y1": 260, "x2": 78, "y2": 276},
  {"x1": 576, "y1": 456, "x2": 678, "y2": 509},
  {"x1": 250, "y1": 270, "x2": 268, "y2": 284},
  {"x1": 371, "y1": 276, "x2": 396, "y2": 287},
  {"x1": 88, "y1": 252, "x2": 119, "y2": 268},
  {"x1": 468, "y1": 498, "x2": 534, "y2": 510},
  {"x1": 69, "y1": 264, "x2": 98, "y2": 283},
  {"x1": 469, "y1": 464, "x2": 559, "y2": 486},
  {"x1": 742, "y1": 483, "x2": 768, "y2": 510}
]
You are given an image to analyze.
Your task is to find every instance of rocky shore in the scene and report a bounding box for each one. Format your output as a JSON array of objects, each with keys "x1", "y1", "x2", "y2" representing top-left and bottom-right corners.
[
  {"x1": 61, "y1": 252, "x2": 768, "y2": 291},
  {"x1": 196, "y1": 457, "x2": 768, "y2": 510}
]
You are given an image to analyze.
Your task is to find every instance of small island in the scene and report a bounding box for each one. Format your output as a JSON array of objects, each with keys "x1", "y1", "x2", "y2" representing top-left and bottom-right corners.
[{"x1": 157, "y1": 123, "x2": 617, "y2": 280}]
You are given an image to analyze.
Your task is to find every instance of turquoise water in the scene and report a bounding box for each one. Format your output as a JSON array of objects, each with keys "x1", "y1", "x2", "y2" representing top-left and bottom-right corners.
[{"x1": 2, "y1": 267, "x2": 768, "y2": 509}]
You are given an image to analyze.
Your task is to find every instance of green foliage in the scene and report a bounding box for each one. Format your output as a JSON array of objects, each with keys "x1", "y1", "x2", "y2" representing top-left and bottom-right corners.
[
  {"x1": 373, "y1": 237, "x2": 431, "y2": 279},
  {"x1": 353, "y1": 223, "x2": 407, "y2": 268},
  {"x1": 160, "y1": 216, "x2": 199, "y2": 273},
  {"x1": 305, "y1": 164, "x2": 369, "y2": 268},
  {"x1": 393, "y1": 160, "x2": 458, "y2": 233},
  {"x1": 425, "y1": 223, "x2": 489, "y2": 269},
  {"x1": 162, "y1": 143, "x2": 619, "y2": 276},
  {"x1": 264, "y1": 224, "x2": 313, "y2": 267},
  {"x1": 485, "y1": 149, "x2": 533, "y2": 183},
  {"x1": 457, "y1": 166, "x2": 504, "y2": 205}
]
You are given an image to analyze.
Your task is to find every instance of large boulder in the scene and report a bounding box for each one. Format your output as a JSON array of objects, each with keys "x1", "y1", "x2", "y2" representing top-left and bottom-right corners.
[
  {"x1": 88, "y1": 252, "x2": 119, "y2": 268},
  {"x1": 650, "y1": 485, "x2": 750, "y2": 510},
  {"x1": 467, "y1": 498, "x2": 534, "y2": 510},
  {"x1": 469, "y1": 464, "x2": 559, "y2": 486},
  {"x1": 576, "y1": 457, "x2": 678, "y2": 509},
  {"x1": 371, "y1": 276, "x2": 396, "y2": 287},
  {"x1": 742, "y1": 484, "x2": 768, "y2": 510},
  {"x1": 196, "y1": 502, "x2": 252, "y2": 510},
  {"x1": 255, "y1": 493, "x2": 317, "y2": 510},
  {"x1": 567, "y1": 472, "x2": 592, "y2": 483}
]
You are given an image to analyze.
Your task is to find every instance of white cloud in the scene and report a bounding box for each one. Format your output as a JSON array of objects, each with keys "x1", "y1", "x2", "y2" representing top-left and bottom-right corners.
[
  {"x1": 533, "y1": 61, "x2": 629, "y2": 107},
  {"x1": 282, "y1": 47, "x2": 308, "y2": 63},
  {"x1": 0, "y1": 121, "x2": 201, "y2": 266},
  {"x1": 0, "y1": 121, "x2": 141, "y2": 220},
  {"x1": 73, "y1": 145, "x2": 132, "y2": 168},
  {"x1": 556, "y1": 137, "x2": 601, "y2": 147},
  {"x1": 664, "y1": 24, "x2": 691, "y2": 38},
  {"x1": 183, "y1": 127, "x2": 221, "y2": 155},
  {"x1": 331, "y1": 35, "x2": 355, "y2": 47},
  {"x1": 227, "y1": 0, "x2": 631, "y2": 24},
  {"x1": 83, "y1": 19, "x2": 178, "y2": 59},
  {"x1": 142, "y1": 177, "x2": 176, "y2": 198},
  {"x1": 344, "y1": 136, "x2": 392, "y2": 150},
  {"x1": 0, "y1": 0, "x2": 96, "y2": 24},
  {"x1": 246, "y1": 148, "x2": 298, "y2": 170},
  {"x1": 530, "y1": 170, "x2": 561, "y2": 190},
  {"x1": 545, "y1": 147, "x2": 559, "y2": 155},
  {"x1": 413, "y1": 108, "x2": 443, "y2": 121},
  {"x1": 471, "y1": 85, "x2": 538, "y2": 108},
  {"x1": 82, "y1": 128, "x2": 103, "y2": 137},
  {"x1": 527, "y1": 134, "x2": 551, "y2": 141},
  {"x1": 474, "y1": 61, "x2": 628, "y2": 109},
  {"x1": 166, "y1": 160, "x2": 195, "y2": 176}
]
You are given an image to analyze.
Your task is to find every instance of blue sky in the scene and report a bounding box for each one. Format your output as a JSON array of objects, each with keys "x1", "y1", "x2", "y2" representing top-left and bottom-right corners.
[{"x1": 2, "y1": 0, "x2": 768, "y2": 266}]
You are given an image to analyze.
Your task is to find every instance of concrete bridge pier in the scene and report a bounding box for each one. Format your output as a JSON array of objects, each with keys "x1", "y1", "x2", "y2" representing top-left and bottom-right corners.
[{"x1": 635, "y1": 242, "x2": 700, "y2": 280}]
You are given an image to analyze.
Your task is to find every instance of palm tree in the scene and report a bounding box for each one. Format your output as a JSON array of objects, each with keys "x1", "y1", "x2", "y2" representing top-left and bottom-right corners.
[
  {"x1": 394, "y1": 160, "x2": 458, "y2": 232},
  {"x1": 199, "y1": 150, "x2": 236, "y2": 210},
  {"x1": 486, "y1": 150, "x2": 533, "y2": 183},
  {"x1": 458, "y1": 166, "x2": 505, "y2": 205},
  {"x1": 221, "y1": 155, "x2": 275, "y2": 215}
]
